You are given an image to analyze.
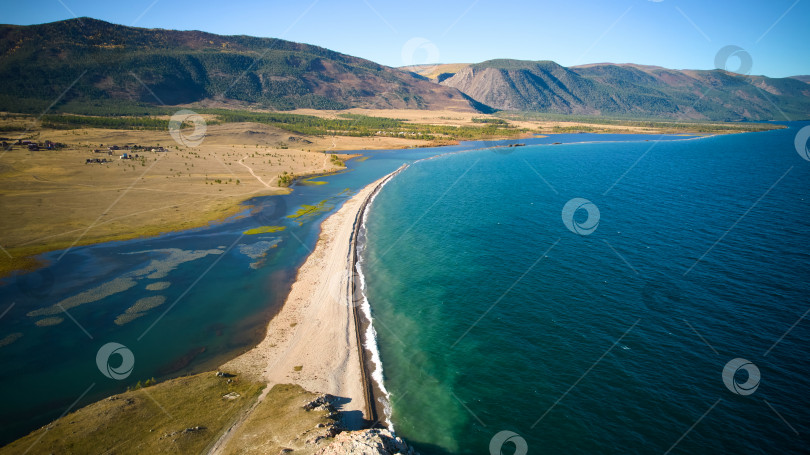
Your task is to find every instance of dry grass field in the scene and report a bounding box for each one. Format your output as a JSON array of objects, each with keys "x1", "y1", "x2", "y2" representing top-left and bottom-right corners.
[
  {"x1": 291, "y1": 107, "x2": 691, "y2": 134},
  {"x1": 0, "y1": 109, "x2": 768, "y2": 279},
  {"x1": 0, "y1": 120, "x2": 377, "y2": 278}
]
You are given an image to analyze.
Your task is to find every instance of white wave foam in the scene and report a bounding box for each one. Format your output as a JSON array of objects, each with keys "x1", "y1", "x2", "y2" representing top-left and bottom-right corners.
[{"x1": 353, "y1": 167, "x2": 404, "y2": 430}]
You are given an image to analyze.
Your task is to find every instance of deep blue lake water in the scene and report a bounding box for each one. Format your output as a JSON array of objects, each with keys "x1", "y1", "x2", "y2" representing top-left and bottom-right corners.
[
  {"x1": 362, "y1": 123, "x2": 810, "y2": 453},
  {"x1": 1, "y1": 126, "x2": 808, "y2": 453}
]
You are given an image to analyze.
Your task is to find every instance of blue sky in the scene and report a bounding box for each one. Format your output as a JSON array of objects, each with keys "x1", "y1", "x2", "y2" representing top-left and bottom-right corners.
[{"x1": 2, "y1": 0, "x2": 808, "y2": 77}]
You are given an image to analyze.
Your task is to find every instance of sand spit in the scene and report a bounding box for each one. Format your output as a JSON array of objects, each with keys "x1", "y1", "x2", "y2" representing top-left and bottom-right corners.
[{"x1": 221, "y1": 167, "x2": 406, "y2": 436}]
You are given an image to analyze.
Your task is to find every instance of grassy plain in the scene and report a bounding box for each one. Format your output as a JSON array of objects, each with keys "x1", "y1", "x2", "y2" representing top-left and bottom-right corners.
[
  {"x1": 0, "y1": 119, "x2": 361, "y2": 278},
  {"x1": 0, "y1": 108, "x2": 777, "y2": 279},
  {"x1": 0, "y1": 372, "x2": 264, "y2": 455},
  {"x1": 0, "y1": 373, "x2": 337, "y2": 455}
]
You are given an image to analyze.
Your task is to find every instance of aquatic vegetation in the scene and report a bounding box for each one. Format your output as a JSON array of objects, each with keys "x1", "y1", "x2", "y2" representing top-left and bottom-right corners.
[
  {"x1": 238, "y1": 239, "x2": 282, "y2": 269},
  {"x1": 113, "y1": 312, "x2": 145, "y2": 326},
  {"x1": 34, "y1": 317, "x2": 63, "y2": 327},
  {"x1": 243, "y1": 225, "x2": 286, "y2": 235},
  {"x1": 286, "y1": 190, "x2": 351, "y2": 226},
  {"x1": 26, "y1": 248, "x2": 224, "y2": 320},
  {"x1": 145, "y1": 281, "x2": 170, "y2": 291},
  {"x1": 238, "y1": 240, "x2": 282, "y2": 259},
  {"x1": 0, "y1": 333, "x2": 23, "y2": 348},
  {"x1": 127, "y1": 248, "x2": 225, "y2": 280},
  {"x1": 298, "y1": 177, "x2": 328, "y2": 186},
  {"x1": 27, "y1": 276, "x2": 138, "y2": 317},
  {"x1": 114, "y1": 295, "x2": 167, "y2": 326},
  {"x1": 127, "y1": 295, "x2": 167, "y2": 313},
  {"x1": 286, "y1": 199, "x2": 332, "y2": 224}
]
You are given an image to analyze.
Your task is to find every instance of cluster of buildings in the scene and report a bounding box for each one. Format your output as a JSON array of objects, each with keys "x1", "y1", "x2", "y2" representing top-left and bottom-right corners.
[
  {"x1": 85, "y1": 144, "x2": 168, "y2": 164},
  {"x1": 93, "y1": 144, "x2": 168, "y2": 153},
  {"x1": 1, "y1": 139, "x2": 65, "y2": 151},
  {"x1": 0, "y1": 138, "x2": 171, "y2": 164}
]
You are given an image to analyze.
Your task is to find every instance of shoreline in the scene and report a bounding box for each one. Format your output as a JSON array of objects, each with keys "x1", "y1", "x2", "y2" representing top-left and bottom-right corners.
[
  {"x1": 0, "y1": 166, "x2": 408, "y2": 452},
  {"x1": 0, "y1": 125, "x2": 763, "y2": 281},
  {"x1": 0, "y1": 141, "x2": 358, "y2": 281},
  {"x1": 351, "y1": 164, "x2": 409, "y2": 427},
  {"x1": 0, "y1": 188, "x2": 273, "y2": 280},
  {"x1": 220, "y1": 166, "x2": 407, "y2": 431}
]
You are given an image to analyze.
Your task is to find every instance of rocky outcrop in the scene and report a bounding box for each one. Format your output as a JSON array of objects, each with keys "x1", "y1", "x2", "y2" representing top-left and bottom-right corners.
[
  {"x1": 303, "y1": 394, "x2": 337, "y2": 412},
  {"x1": 314, "y1": 429, "x2": 417, "y2": 455},
  {"x1": 300, "y1": 394, "x2": 343, "y2": 446}
]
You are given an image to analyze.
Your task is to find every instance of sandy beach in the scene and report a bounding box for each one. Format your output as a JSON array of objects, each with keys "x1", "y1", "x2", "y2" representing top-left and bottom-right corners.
[{"x1": 221, "y1": 169, "x2": 402, "y2": 431}]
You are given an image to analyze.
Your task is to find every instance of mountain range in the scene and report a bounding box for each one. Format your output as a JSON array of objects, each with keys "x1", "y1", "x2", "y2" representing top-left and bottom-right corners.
[
  {"x1": 1, "y1": 18, "x2": 809, "y2": 121},
  {"x1": 0, "y1": 18, "x2": 475, "y2": 113},
  {"x1": 424, "y1": 60, "x2": 810, "y2": 121}
]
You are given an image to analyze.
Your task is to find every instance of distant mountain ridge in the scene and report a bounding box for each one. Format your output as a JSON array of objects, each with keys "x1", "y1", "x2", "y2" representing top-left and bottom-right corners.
[
  {"x1": 438, "y1": 60, "x2": 810, "y2": 120},
  {"x1": 0, "y1": 18, "x2": 477, "y2": 113},
  {"x1": 2, "y1": 18, "x2": 808, "y2": 121}
]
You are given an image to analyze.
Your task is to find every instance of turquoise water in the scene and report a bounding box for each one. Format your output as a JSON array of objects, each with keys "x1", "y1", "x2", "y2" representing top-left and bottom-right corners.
[
  {"x1": 361, "y1": 124, "x2": 810, "y2": 453},
  {"x1": 1, "y1": 128, "x2": 804, "y2": 451},
  {"x1": 0, "y1": 144, "x2": 443, "y2": 443}
]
